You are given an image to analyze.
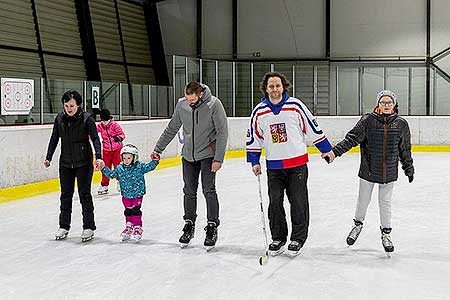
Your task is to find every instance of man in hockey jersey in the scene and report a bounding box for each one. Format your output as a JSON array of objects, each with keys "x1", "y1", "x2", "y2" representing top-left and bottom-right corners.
[
  {"x1": 246, "y1": 72, "x2": 334, "y2": 256},
  {"x1": 321, "y1": 90, "x2": 414, "y2": 254},
  {"x1": 151, "y1": 82, "x2": 228, "y2": 250}
]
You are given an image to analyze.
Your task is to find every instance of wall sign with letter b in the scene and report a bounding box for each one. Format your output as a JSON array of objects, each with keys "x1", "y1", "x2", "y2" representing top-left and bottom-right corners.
[{"x1": 92, "y1": 87, "x2": 100, "y2": 109}]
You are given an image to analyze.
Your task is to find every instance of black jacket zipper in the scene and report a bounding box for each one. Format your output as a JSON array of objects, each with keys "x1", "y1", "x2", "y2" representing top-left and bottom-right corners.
[
  {"x1": 382, "y1": 116, "x2": 387, "y2": 182},
  {"x1": 67, "y1": 121, "x2": 74, "y2": 168}
]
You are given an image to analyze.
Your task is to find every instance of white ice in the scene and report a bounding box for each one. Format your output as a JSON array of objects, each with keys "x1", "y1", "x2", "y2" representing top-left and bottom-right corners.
[{"x1": 1, "y1": 153, "x2": 450, "y2": 300}]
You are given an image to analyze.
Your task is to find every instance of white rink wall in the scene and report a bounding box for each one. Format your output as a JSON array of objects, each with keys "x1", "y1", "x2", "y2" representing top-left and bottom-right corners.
[
  {"x1": 0, "y1": 119, "x2": 176, "y2": 189},
  {"x1": 1, "y1": 116, "x2": 449, "y2": 188}
]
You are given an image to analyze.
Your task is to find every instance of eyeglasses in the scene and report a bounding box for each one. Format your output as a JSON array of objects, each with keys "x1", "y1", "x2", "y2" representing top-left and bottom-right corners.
[{"x1": 379, "y1": 101, "x2": 394, "y2": 107}]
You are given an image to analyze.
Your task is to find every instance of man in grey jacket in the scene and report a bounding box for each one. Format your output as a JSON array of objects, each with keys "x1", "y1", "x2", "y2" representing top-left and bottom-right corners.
[{"x1": 151, "y1": 82, "x2": 228, "y2": 250}]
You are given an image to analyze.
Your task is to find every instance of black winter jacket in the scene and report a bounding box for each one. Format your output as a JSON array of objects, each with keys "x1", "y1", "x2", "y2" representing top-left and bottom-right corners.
[
  {"x1": 46, "y1": 108, "x2": 102, "y2": 168},
  {"x1": 332, "y1": 112, "x2": 414, "y2": 184}
]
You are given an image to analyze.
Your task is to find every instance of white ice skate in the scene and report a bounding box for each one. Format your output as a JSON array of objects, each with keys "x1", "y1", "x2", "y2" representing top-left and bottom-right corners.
[
  {"x1": 97, "y1": 186, "x2": 109, "y2": 195},
  {"x1": 132, "y1": 225, "x2": 143, "y2": 241},
  {"x1": 81, "y1": 229, "x2": 94, "y2": 242},
  {"x1": 120, "y1": 222, "x2": 133, "y2": 242},
  {"x1": 55, "y1": 228, "x2": 69, "y2": 240}
]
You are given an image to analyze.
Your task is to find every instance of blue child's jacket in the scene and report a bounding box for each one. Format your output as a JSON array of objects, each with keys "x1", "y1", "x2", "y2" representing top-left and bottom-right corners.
[{"x1": 102, "y1": 160, "x2": 158, "y2": 198}]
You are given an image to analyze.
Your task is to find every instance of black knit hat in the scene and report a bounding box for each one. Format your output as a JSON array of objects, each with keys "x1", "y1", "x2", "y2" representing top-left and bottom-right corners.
[{"x1": 99, "y1": 108, "x2": 111, "y2": 121}]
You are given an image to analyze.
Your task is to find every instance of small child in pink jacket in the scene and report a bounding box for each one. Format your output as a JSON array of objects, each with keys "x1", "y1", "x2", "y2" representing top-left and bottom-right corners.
[{"x1": 97, "y1": 108, "x2": 125, "y2": 195}]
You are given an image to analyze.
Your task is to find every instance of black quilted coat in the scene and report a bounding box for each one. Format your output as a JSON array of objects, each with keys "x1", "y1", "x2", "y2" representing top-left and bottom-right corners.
[{"x1": 332, "y1": 111, "x2": 414, "y2": 184}]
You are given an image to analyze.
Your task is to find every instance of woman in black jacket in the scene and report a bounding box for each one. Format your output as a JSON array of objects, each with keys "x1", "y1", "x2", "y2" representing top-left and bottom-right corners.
[
  {"x1": 322, "y1": 90, "x2": 414, "y2": 255},
  {"x1": 44, "y1": 90, "x2": 104, "y2": 242}
]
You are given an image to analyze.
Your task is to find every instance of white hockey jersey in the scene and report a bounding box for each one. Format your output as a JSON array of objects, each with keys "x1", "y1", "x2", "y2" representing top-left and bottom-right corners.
[{"x1": 246, "y1": 93, "x2": 332, "y2": 170}]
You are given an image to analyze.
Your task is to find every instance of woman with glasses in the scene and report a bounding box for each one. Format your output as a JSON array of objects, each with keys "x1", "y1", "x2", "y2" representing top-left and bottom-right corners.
[
  {"x1": 322, "y1": 89, "x2": 414, "y2": 256},
  {"x1": 44, "y1": 90, "x2": 104, "y2": 242}
]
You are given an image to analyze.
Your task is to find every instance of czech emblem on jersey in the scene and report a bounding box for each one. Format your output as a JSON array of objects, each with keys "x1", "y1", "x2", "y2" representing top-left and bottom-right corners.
[{"x1": 270, "y1": 123, "x2": 287, "y2": 144}]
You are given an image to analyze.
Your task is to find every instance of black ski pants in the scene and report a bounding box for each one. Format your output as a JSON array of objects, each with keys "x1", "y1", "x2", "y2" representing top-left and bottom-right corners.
[
  {"x1": 59, "y1": 164, "x2": 96, "y2": 230},
  {"x1": 182, "y1": 157, "x2": 220, "y2": 226},
  {"x1": 267, "y1": 164, "x2": 309, "y2": 244}
]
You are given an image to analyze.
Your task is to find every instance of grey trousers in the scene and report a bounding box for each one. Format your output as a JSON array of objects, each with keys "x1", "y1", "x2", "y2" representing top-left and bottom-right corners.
[{"x1": 354, "y1": 178, "x2": 395, "y2": 229}]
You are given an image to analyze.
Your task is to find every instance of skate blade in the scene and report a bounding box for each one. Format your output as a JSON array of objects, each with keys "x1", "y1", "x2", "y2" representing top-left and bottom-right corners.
[
  {"x1": 286, "y1": 249, "x2": 300, "y2": 257},
  {"x1": 268, "y1": 247, "x2": 285, "y2": 257},
  {"x1": 132, "y1": 236, "x2": 142, "y2": 242},
  {"x1": 180, "y1": 240, "x2": 192, "y2": 248},
  {"x1": 97, "y1": 191, "x2": 108, "y2": 195},
  {"x1": 385, "y1": 252, "x2": 392, "y2": 258},
  {"x1": 121, "y1": 236, "x2": 131, "y2": 242},
  {"x1": 81, "y1": 236, "x2": 94, "y2": 243},
  {"x1": 204, "y1": 245, "x2": 215, "y2": 252},
  {"x1": 55, "y1": 234, "x2": 68, "y2": 241}
]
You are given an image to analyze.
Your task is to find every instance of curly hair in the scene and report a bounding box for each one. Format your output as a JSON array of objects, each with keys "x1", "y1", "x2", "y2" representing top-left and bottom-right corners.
[{"x1": 259, "y1": 72, "x2": 292, "y2": 97}]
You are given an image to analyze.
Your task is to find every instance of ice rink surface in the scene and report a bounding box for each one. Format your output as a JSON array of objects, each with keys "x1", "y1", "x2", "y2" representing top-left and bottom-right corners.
[{"x1": 1, "y1": 153, "x2": 449, "y2": 300}]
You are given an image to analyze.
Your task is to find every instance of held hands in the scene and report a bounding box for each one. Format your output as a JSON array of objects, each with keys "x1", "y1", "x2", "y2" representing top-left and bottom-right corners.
[
  {"x1": 252, "y1": 164, "x2": 262, "y2": 176},
  {"x1": 45, "y1": 159, "x2": 105, "y2": 170},
  {"x1": 113, "y1": 136, "x2": 123, "y2": 142},
  {"x1": 211, "y1": 161, "x2": 222, "y2": 173},
  {"x1": 321, "y1": 150, "x2": 335, "y2": 164},
  {"x1": 150, "y1": 151, "x2": 161, "y2": 162},
  {"x1": 95, "y1": 159, "x2": 105, "y2": 171}
]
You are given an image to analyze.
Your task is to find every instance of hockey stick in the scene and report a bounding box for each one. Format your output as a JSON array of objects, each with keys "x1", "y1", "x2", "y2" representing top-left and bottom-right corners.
[{"x1": 257, "y1": 174, "x2": 269, "y2": 265}]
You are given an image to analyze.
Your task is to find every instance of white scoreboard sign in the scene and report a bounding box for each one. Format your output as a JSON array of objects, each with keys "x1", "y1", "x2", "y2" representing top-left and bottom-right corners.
[{"x1": 1, "y1": 78, "x2": 35, "y2": 115}]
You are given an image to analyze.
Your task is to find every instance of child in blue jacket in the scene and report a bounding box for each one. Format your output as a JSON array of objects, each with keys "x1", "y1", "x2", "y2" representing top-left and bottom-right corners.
[{"x1": 102, "y1": 143, "x2": 159, "y2": 241}]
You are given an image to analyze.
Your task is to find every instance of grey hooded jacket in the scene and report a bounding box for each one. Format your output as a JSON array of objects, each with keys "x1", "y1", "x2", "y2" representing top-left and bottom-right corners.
[{"x1": 154, "y1": 84, "x2": 228, "y2": 163}]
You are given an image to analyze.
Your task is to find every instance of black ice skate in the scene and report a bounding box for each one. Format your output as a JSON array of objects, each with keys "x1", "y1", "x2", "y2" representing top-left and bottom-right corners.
[
  {"x1": 346, "y1": 219, "x2": 363, "y2": 246},
  {"x1": 287, "y1": 240, "x2": 303, "y2": 257},
  {"x1": 204, "y1": 222, "x2": 218, "y2": 251},
  {"x1": 81, "y1": 229, "x2": 94, "y2": 242},
  {"x1": 380, "y1": 227, "x2": 394, "y2": 257},
  {"x1": 179, "y1": 220, "x2": 195, "y2": 248},
  {"x1": 268, "y1": 240, "x2": 286, "y2": 256}
]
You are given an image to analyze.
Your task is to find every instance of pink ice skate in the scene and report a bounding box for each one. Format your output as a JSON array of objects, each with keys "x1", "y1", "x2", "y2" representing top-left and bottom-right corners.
[
  {"x1": 132, "y1": 225, "x2": 143, "y2": 241},
  {"x1": 121, "y1": 222, "x2": 133, "y2": 242}
]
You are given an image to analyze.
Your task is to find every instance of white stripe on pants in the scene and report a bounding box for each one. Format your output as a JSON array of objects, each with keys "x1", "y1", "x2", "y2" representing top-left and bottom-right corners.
[{"x1": 354, "y1": 178, "x2": 395, "y2": 229}]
